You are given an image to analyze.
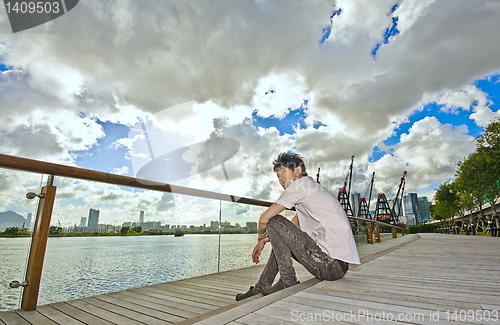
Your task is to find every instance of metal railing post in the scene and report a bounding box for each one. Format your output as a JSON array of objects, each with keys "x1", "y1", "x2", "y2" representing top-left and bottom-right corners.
[
  {"x1": 21, "y1": 176, "x2": 57, "y2": 311},
  {"x1": 392, "y1": 227, "x2": 397, "y2": 238},
  {"x1": 374, "y1": 224, "x2": 381, "y2": 243}
]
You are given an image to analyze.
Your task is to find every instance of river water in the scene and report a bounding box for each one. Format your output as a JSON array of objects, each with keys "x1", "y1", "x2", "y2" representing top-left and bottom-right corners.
[
  {"x1": 0, "y1": 234, "x2": 273, "y2": 311},
  {"x1": 0, "y1": 233, "x2": 372, "y2": 311}
]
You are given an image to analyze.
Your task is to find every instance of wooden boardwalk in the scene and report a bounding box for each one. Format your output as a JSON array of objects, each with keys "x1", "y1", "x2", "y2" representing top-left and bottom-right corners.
[
  {"x1": 3, "y1": 233, "x2": 497, "y2": 325},
  {"x1": 197, "y1": 233, "x2": 500, "y2": 324}
]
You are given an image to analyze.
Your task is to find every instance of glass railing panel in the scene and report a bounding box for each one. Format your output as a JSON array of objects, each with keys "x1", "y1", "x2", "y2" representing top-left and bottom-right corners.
[
  {"x1": 353, "y1": 220, "x2": 369, "y2": 247},
  {"x1": 36, "y1": 177, "x2": 221, "y2": 305},
  {"x1": 0, "y1": 169, "x2": 44, "y2": 311},
  {"x1": 218, "y1": 202, "x2": 271, "y2": 273}
]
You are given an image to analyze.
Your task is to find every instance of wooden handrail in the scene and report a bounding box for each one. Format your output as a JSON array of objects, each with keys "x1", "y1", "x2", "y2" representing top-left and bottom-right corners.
[
  {"x1": 0, "y1": 153, "x2": 272, "y2": 208},
  {"x1": 0, "y1": 153, "x2": 405, "y2": 229}
]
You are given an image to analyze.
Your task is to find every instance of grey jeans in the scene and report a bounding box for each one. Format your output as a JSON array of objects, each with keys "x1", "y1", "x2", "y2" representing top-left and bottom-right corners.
[{"x1": 255, "y1": 214, "x2": 348, "y2": 291}]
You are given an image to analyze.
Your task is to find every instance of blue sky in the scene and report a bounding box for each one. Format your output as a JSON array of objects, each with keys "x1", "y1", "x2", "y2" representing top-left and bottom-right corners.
[{"x1": 63, "y1": 74, "x2": 499, "y2": 178}]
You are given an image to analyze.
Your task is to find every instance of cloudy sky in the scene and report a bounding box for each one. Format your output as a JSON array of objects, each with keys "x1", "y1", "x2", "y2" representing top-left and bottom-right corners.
[{"x1": 1, "y1": 0, "x2": 499, "y2": 228}]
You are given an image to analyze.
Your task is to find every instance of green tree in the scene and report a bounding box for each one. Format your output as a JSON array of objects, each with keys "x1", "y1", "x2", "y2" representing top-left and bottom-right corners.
[
  {"x1": 430, "y1": 182, "x2": 459, "y2": 230},
  {"x1": 455, "y1": 154, "x2": 488, "y2": 232},
  {"x1": 2, "y1": 227, "x2": 20, "y2": 235},
  {"x1": 458, "y1": 149, "x2": 499, "y2": 226},
  {"x1": 133, "y1": 226, "x2": 142, "y2": 233},
  {"x1": 120, "y1": 226, "x2": 130, "y2": 234},
  {"x1": 476, "y1": 117, "x2": 500, "y2": 149},
  {"x1": 475, "y1": 118, "x2": 500, "y2": 227},
  {"x1": 49, "y1": 226, "x2": 62, "y2": 235}
]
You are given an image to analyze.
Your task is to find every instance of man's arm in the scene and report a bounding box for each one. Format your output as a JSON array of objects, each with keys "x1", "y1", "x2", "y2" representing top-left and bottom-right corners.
[{"x1": 258, "y1": 203, "x2": 286, "y2": 236}]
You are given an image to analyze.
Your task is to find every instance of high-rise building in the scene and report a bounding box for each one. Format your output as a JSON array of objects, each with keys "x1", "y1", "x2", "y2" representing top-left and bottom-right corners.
[
  {"x1": 246, "y1": 222, "x2": 257, "y2": 232},
  {"x1": 88, "y1": 209, "x2": 100, "y2": 231},
  {"x1": 80, "y1": 217, "x2": 87, "y2": 228},
  {"x1": 26, "y1": 213, "x2": 32, "y2": 231},
  {"x1": 403, "y1": 193, "x2": 421, "y2": 225},
  {"x1": 139, "y1": 211, "x2": 144, "y2": 223},
  {"x1": 418, "y1": 197, "x2": 432, "y2": 222}
]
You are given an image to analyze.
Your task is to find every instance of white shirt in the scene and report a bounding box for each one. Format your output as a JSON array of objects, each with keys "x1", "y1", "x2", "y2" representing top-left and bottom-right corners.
[{"x1": 275, "y1": 176, "x2": 361, "y2": 264}]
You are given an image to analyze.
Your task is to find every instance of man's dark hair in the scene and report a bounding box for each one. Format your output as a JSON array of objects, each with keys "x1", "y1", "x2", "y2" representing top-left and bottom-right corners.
[{"x1": 273, "y1": 152, "x2": 308, "y2": 176}]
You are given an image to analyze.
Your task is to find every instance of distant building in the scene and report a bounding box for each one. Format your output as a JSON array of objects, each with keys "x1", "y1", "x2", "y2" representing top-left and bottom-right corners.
[
  {"x1": 141, "y1": 221, "x2": 162, "y2": 232},
  {"x1": 87, "y1": 209, "x2": 100, "y2": 231},
  {"x1": 26, "y1": 213, "x2": 32, "y2": 231},
  {"x1": 246, "y1": 222, "x2": 257, "y2": 232},
  {"x1": 139, "y1": 211, "x2": 144, "y2": 223},
  {"x1": 79, "y1": 217, "x2": 87, "y2": 228},
  {"x1": 418, "y1": 197, "x2": 432, "y2": 222},
  {"x1": 210, "y1": 221, "x2": 219, "y2": 229},
  {"x1": 403, "y1": 193, "x2": 421, "y2": 225},
  {"x1": 96, "y1": 224, "x2": 117, "y2": 233}
]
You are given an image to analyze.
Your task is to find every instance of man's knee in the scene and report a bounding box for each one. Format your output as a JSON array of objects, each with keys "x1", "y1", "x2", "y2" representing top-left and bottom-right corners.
[{"x1": 267, "y1": 214, "x2": 286, "y2": 228}]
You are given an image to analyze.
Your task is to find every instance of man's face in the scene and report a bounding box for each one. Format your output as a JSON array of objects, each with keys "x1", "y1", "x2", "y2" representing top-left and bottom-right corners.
[{"x1": 275, "y1": 165, "x2": 301, "y2": 190}]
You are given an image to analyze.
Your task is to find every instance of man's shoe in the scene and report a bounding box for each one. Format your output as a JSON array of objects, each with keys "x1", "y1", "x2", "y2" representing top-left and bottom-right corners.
[
  {"x1": 235, "y1": 286, "x2": 259, "y2": 301},
  {"x1": 261, "y1": 280, "x2": 299, "y2": 296}
]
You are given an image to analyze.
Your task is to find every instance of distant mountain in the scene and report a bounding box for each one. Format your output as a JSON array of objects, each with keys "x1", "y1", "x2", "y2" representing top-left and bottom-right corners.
[{"x1": 0, "y1": 211, "x2": 27, "y2": 232}]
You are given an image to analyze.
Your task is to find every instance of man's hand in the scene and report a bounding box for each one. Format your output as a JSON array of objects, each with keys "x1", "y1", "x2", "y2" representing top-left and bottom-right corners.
[{"x1": 252, "y1": 240, "x2": 267, "y2": 264}]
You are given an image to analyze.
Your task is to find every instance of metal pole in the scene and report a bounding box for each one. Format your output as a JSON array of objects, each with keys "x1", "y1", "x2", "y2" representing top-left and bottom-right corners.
[{"x1": 218, "y1": 200, "x2": 221, "y2": 273}]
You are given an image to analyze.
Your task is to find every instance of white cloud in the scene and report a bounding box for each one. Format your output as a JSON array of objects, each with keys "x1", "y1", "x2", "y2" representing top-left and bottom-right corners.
[
  {"x1": 431, "y1": 85, "x2": 500, "y2": 127},
  {"x1": 1, "y1": 0, "x2": 500, "y2": 226},
  {"x1": 111, "y1": 166, "x2": 129, "y2": 175},
  {"x1": 389, "y1": 116, "x2": 475, "y2": 191}
]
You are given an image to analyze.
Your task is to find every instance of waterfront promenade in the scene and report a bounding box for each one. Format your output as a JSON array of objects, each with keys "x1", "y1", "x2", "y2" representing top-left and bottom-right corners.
[{"x1": 1, "y1": 233, "x2": 499, "y2": 324}]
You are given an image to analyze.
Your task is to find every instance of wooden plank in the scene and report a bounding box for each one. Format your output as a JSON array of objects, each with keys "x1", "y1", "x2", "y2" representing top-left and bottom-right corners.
[
  {"x1": 93, "y1": 294, "x2": 185, "y2": 323},
  {"x1": 0, "y1": 311, "x2": 31, "y2": 325},
  {"x1": 236, "y1": 312, "x2": 299, "y2": 325},
  {"x1": 49, "y1": 302, "x2": 115, "y2": 325},
  {"x1": 172, "y1": 280, "x2": 250, "y2": 295},
  {"x1": 65, "y1": 299, "x2": 145, "y2": 325},
  {"x1": 254, "y1": 305, "x2": 383, "y2": 325},
  {"x1": 311, "y1": 277, "x2": 500, "y2": 305},
  {"x1": 135, "y1": 286, "x2": 229, "y2": 307},
  {"x1": 481, "y1": 304, "x2": 500, "y2": 311},
  {"x1": 13, "y1": 310, "x2": 58, "y2": 325},
  {"x1": 156, "y1": 283, "x2": 235, "y2": 301},
  {"x1": 105, "y1": 292, "x2": 200, "y2": 319},
  {"x1": 306, "y1": 285, "x2": 482, "y2": 311},
  {"x1": 80, "y1": 297, "x2": 171, "y2": 325},
  {"x1": 178, "y1": 277, "x2": 254, "y2": 291},
  {"x1": 274, "y1": 298, "x2": 466, "y2": 325},
  {"x1": 36, "y1": 305, "x2": 86, "y2": 325},
  {"x1": 114, "y1": 291, "x2": 207, "y2": 315},
  {"x1": 126, "y1": 288, "x2": 215, "y2": 312},
  {"x1": 346, "y1": 271, "x2": 500, "y2": 289},
  {"x1": 339, "y1": 274, "x2": 500, "y2": 297}
]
